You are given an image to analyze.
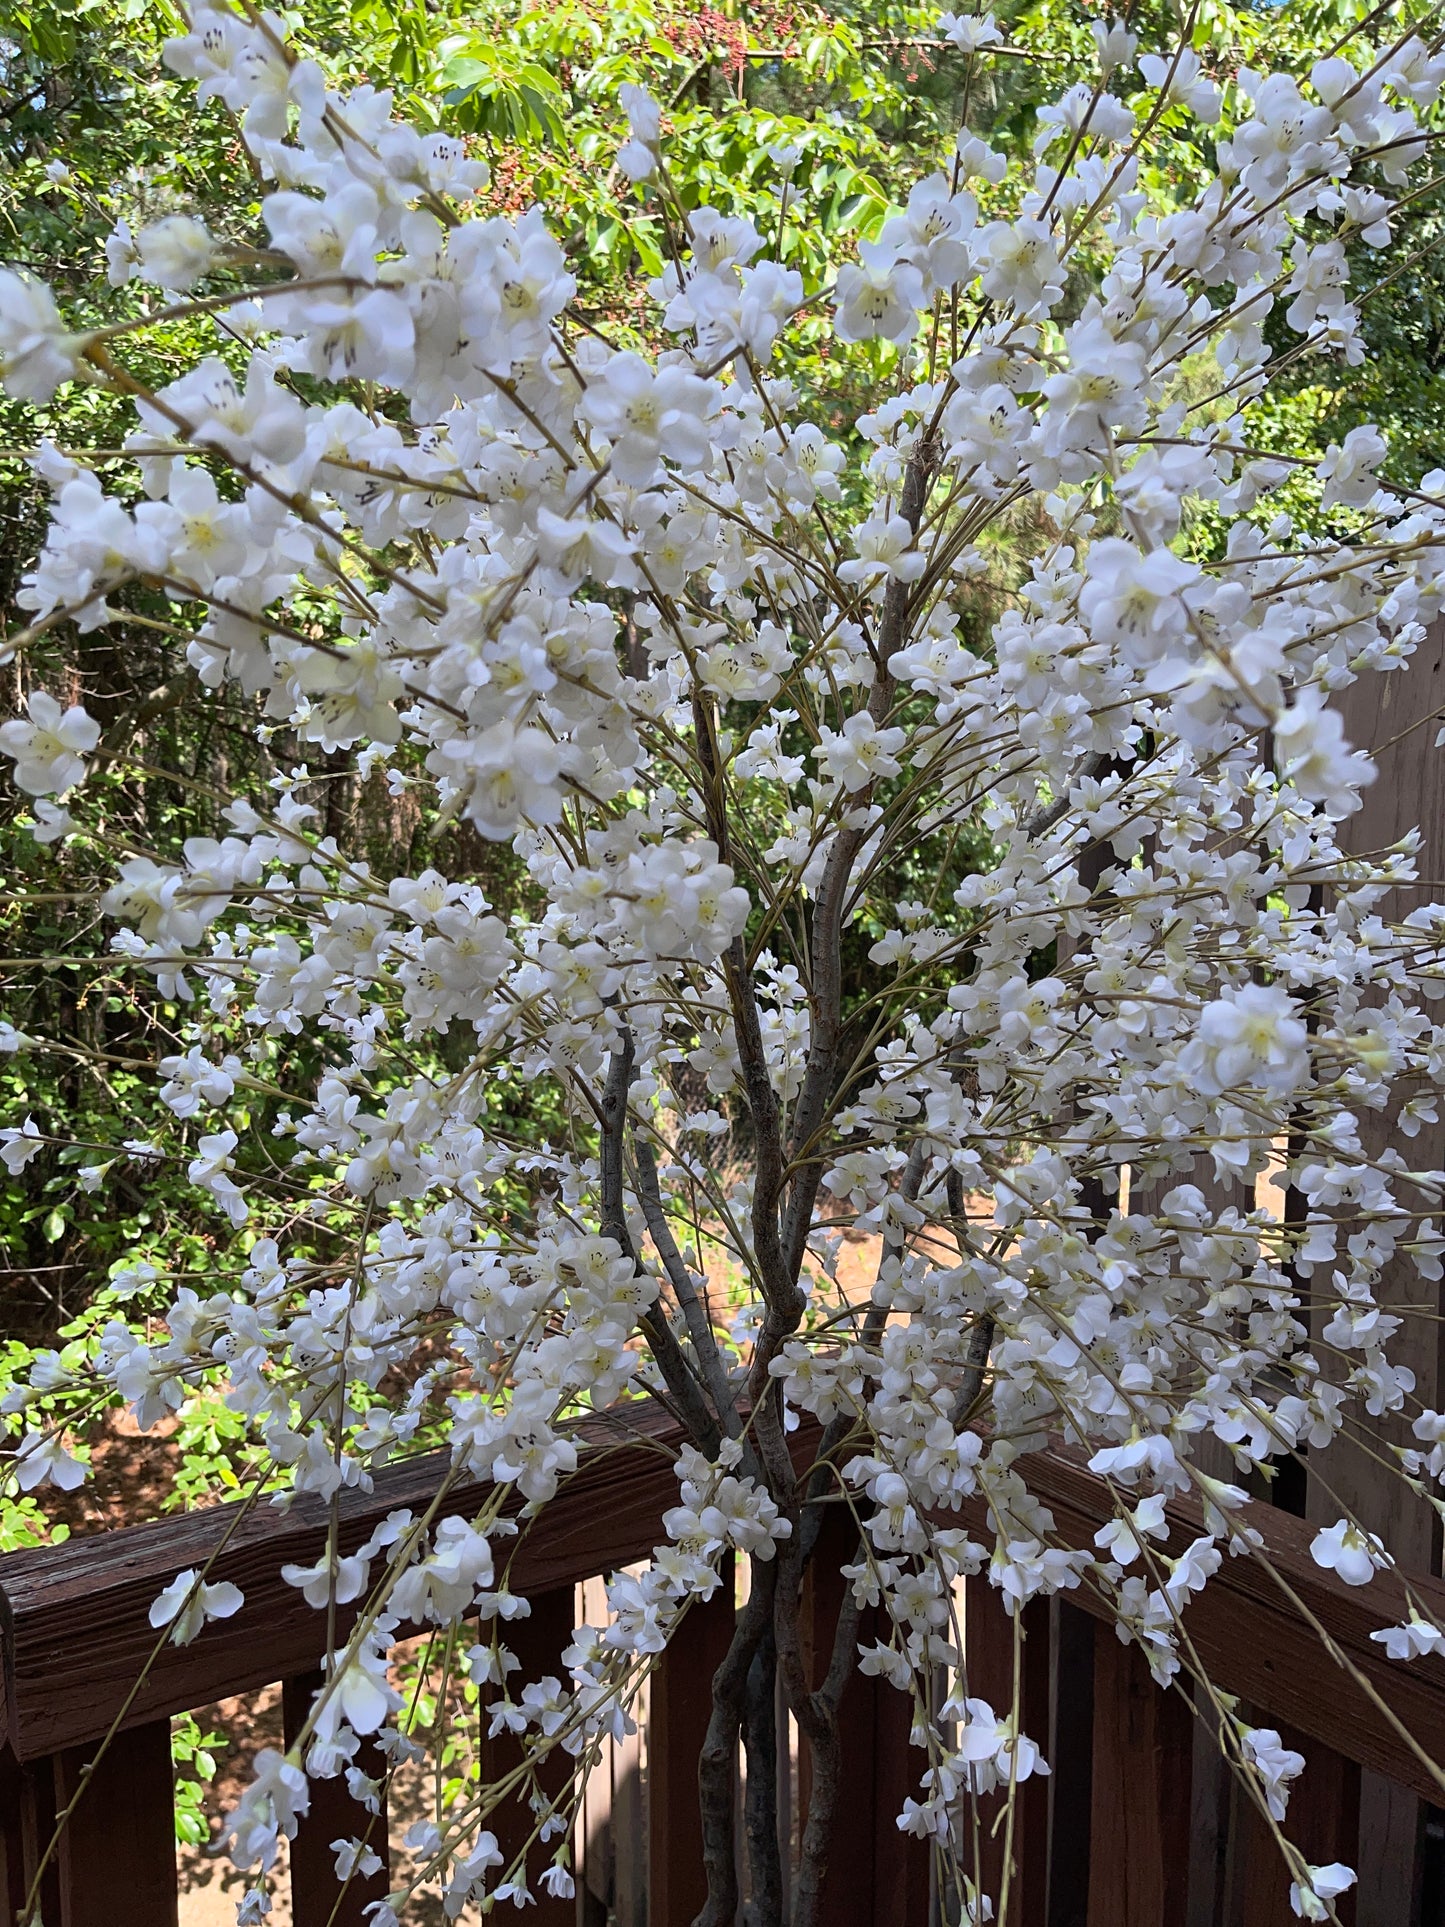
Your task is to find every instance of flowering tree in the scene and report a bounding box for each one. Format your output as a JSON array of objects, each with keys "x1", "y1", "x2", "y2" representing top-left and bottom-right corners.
[{"x1": 4, "y1": 4, "x2": 1445, "y2": 1922}]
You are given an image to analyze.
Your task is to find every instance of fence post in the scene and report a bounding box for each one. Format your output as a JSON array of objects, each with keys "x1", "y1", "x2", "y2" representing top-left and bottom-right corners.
[
  {"x1": 1085, "y1": 1627, "x2": 1192, "y2": 1927},
  {"x1": 648, "y1": 1554, "x2": 735, "y2": 1924},
  {"x1": 283, "y1": 1670, "x2": 391, "y2": 1927},
  {"x1": 479, "y1": 1583, "x2": 577, "y2": 1920},
  {"x1": 963, "y1": 1579, "x2": 1050, "y2": 1927},
  {"x1": 49, "y1": 1720, "x2": 179, "y2": 1927}
]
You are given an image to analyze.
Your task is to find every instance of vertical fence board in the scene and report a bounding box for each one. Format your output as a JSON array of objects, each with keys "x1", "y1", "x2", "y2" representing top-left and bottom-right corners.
[
  {"x1": 1085, "y1": 1629, "x2": 1191, "y2": 1927},
  {"x1": 0, "y1": 1747, "x2": 59, "y2": 1927},
  {"x1": 1186, "y1": 1697, "x2": 1235, "y2": 1927},
  {"x1": 802, "y1": 1514, "x2": 873, "y2": 1915},
  {"x1": 964, "y1": 1579, "x2": 1050, "y2": 1927},
  {"x1": 869, "y1": 1634, "x2": 932, "y2": 1927},
  {"x1": 647, "y1": 1557, "x2": 735, "y2": 1926},
  {"x1": 612, "y1": 1664, "x2": 646, "y2": 1927},
  {"x1": 50, "y1": 1719, "x2": 178, "y2": 1927},
  {"x1": 283, "y1": 1670, "x2": 390, "y2": 1927},
  {"x1": 1354, "y1": 1775, "x2": 1423, "y2": 1927},
  {"x1": 802, "y1": 1509, "x2": 930, "y2": 1925},
  {"x1": 479, "y1": 1584, "x2": 577, "y2": 1920},
  {"x1": 1, "y1": 1749, "x2": 26, "y2": 1927},
  {"x1": 1046, "y1": 1599, "x2": 1094, "y2": 1927}
]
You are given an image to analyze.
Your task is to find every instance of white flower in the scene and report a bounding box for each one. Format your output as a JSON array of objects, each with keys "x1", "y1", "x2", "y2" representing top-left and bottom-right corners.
[
  {"x1": 28, "y1": 799, "x2": 75, "y2": 844},
  {"x1": 189, "y1": 1129, "x2": 249, "y2": 1225},
  {"x1": 1093, "y1": 1493, "x2": 1168, "y2": 1565},
  {"x1": 937, "y1": 11, "x2": 1002, "y2": 53},
  {"x1": 1139, "y1": 48, "x2": 1220, "y2": 120},
  {"x1": 1371, "y1": 1609, "x2": 1445, "y2": 1660},
  {"x1": 838, "y1": 515, "x2": 926, "y2": 595},
  {"x1": 149, "y1": 1568, "x2": 246, "y2": 1644},
  {"x1": 294, "y1": 287, "x2": 415, "y2": 386},
  {"x1": 1274, "y1": 690, "x2": 1376, "y2": 816},
  {"x1": 1290, "y1": 1863, "x2": 1356, "y2": 1920},
  {"x1": 262, "y1": 183, "x2": 380, "y2": 277},
  {"x1": 1309, "y1": 1519, "x2": 1391, "y2": 1587},
  {"x1": 1091, "y1": 19, "x2": 1138, "y2": 71},
  {"x1": 618, "y1": 84, "x2": 662, "y2": 181},
  {"x1": 620, "y1": 83, "x2": 661, "y2": 144},
  {"x1": 879, "y1": 176, "x2": 974, "y2": 295},
  {"x1": 434, "y1": 719, "x2": 565, "y2": 841},
  {"x1": 331, "y1": 1838, "x2": 384, "y2": 1882},
  {"x1": 1079, "y1": 538, "x2": 1202, "y2": 669},
  {"x1": 314, "y1": 1646, "x2": 401, "y2": 1737},
  {"x1": 105, "y1": 217, "x2": 138, "y2": 287},
  {"x1": 978, "y1": 218, "x2": 1064, "y2": 315},
  {"x1": 135, "y1": 214, "x2": 216, "y2": 291},
  {"x1": 222, "y1": 1747, "x2": 310, "y2": 1872},
  {"x1": 159, "y1": 1047, "x2": 243, "y2": 1118},
  {"x1": 0, "y1": 268, "x2": 85, "y2": 401},
  {"x1": 815, "y1": 712, "x2": 907, "y2": 793},
  {"x1": 579, "y1": 353, "x2": 716, "y2": 487},
  {"x1": 834, "y1": 244, "x2": 926, "y2": 345},
  {"x1": 12, "y1": 1428, "x2": 87, "y2": 1491},
  {"x1": 1241, "y1": 1726, "x2": 1304, "y2": 1820},
  {"x1": 1183, "y1": 983, "x2": 1310, "y2": 1098},
  {"x1": 0, "y1": 690, "x2": 99, "y2": 796},
  {"x1": 281, "y1": 1551, "x2": 371, "y2": 1609},
  {"x1": 0, "y1": 1116, "x2": 43, "y2": 1173}
]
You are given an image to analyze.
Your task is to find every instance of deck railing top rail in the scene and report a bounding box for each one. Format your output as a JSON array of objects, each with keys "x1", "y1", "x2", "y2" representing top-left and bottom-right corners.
[
  {"x1": 0, "y1": 1398, "x2": 683, "y2": 1760},
  {"x1": 4, "y1": 1406, "x2": 1445, "y2": 1802}
]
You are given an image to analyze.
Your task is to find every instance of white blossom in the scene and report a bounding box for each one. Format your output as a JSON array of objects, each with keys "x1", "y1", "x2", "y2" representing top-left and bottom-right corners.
[
  {"x1": 1309, "y1": 1520, "x2": 1391, "y2": 1587},
  {"x1": 0, "y1": 690, "x2": 99, "y2": 795},
  {"x1": 149, "y1": 1569, "x2": 246, "y2": 1644}
]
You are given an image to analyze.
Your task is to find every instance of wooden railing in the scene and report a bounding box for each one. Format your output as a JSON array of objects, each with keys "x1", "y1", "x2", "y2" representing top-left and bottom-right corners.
[{"x1": 4, "y1": 1399, "x2": 1445, "y2": 1926}]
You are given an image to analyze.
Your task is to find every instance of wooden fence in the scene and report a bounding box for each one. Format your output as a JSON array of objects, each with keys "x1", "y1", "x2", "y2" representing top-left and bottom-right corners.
[{"x1": 3, "y1": 1393, "x2": 1445, "y2": 1927}]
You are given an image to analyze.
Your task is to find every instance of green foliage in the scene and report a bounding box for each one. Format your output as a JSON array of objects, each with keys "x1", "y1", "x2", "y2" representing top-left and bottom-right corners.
[{"x1": 170, "y1": 1708, "x2": 223, "y2": 1847}]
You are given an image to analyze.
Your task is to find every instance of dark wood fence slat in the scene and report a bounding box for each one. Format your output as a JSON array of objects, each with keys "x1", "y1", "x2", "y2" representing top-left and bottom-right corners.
[
  {"x1": 0, "y1": 1749, "x2": 24, "y2": 1927},
  {"x1": 1046, "y1": 1599, "x2": 1095, "y2": 1927},
  {"x1": 479, "y1": 1584, "x2": 576, "y2": 1920},
  {"x1": 0, "y1": 1746, "x2": 58, "y2": 1927},
  {"x1": 801, "y1": 1509, "x2": 930, "y2": 1927},
  {"x1": 964, "y1": 1579, "x2": 1050, "y2": 1927},
  {"x1": 647, "y1": 1555, "x2": 734, "y2": 1924},
  {"x1": 1085, "y1": 1628, "x2": 1192, "y2": 1927},
  {"x1": 283, "y1": 1670, "x2": 390, "y2": 1927},
  {"x1": 800, "y1": 1510, "x2": 868, "y2": 1913},
  {"x1": 1185, "y1": 1691, "x2": 1234, "y2": 1927},
  {"x1": 50, "y1": 1718, "x2": 178, "y2": 1927}
]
